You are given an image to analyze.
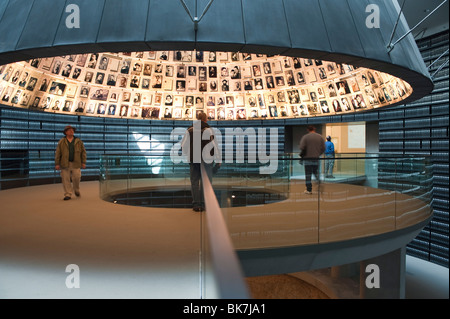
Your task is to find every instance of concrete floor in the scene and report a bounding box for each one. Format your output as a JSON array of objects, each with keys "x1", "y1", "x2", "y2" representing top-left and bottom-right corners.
[
  {"x1": 0, "y1": 181, "x2": 202, "y2": 299},
  {"x1": 0, "y1": 181, "x2": 447, "y2": 299},
  {"x1": 405, "y1": 255, "x2": 449, "y2": 299}
]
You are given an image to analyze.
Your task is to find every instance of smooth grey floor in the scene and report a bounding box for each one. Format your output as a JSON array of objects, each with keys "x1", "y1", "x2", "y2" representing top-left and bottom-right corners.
[
  {"x1": 405, "y1": 255, "x2": 449, "y2": 299},
  {"x1": 0, "y1": 181, "x2": 447, "y2": 299}
]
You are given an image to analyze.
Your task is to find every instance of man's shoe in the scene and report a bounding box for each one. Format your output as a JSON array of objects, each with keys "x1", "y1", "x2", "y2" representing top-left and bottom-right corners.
[
  {"x1": 304, "y1": 190, "x2": 312, "y2": 195},
  {"x1": 75, "y1": 191, "x2": 80, "y2": 197},
  {"x1": 193, "y1": 207, "x2": 201, "y2": 212},
  {"x1": 64, "y1": 196, "x2": 71, "y2": 200}
]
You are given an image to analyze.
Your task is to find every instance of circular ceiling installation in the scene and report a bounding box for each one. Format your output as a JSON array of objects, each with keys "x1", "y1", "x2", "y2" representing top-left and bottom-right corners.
[
  {"x1": 0, "y1": 0, "x2": 433, "y2": 121},
  {"x1": 0, "y1": 50, "x2": 413, "y2": 121}
]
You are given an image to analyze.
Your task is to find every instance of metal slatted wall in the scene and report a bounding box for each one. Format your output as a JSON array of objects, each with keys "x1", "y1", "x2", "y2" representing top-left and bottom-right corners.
[
  {"x1": 0, "y1": 106, "x2": 284, "y2": 189},
  {"x1": 378, "y1": 31, "x2": 449, "y2": 268}
]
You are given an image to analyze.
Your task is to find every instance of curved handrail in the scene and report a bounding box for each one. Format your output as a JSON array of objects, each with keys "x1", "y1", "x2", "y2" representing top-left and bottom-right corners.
[{"x1": 200, "y1": 163, "x2": 250, "y2": 299}]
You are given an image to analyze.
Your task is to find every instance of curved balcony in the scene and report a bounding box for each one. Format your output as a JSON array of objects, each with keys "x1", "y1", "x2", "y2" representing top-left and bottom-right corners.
[{"x1": 100, "y1": 153, "x2": 433, "y2": 283}]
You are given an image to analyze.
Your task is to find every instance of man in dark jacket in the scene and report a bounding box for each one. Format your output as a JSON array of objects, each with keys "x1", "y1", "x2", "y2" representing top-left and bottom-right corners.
[
  {"x1": 181, "y1": 112, "x2": 220, "y2": 212},
  {"x1": 299, "y1": 126, "x2": 325, "y2": 194}
]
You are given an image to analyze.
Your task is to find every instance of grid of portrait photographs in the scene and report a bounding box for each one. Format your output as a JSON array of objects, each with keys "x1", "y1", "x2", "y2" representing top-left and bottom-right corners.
[{"x1": 0, "y1": 51, "x2": 412, "y2": 121}]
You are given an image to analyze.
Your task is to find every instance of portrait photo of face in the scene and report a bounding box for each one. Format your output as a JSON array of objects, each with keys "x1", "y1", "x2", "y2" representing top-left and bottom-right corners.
[
  {"x1": 87, "y1": 53, "x2": 98, "y2": 68},
  {"x1": 26, "y1": 77, "x2": 38, "y2": 91},
  {"x1": 75, "y1": 101, "x2": 85, "y2": 112},
  {"x1": 95, "y1": 72, "x2": 105, "y2": 85},
  {"x1": 49, "y1": 82, "x2": 66, "y2": 96},
  {"x1": 61, "y1": 64, "x2": 72, "y2": 77},
  {"x1": 119, "y1": 105, "x2": 129, "y2": 117}
]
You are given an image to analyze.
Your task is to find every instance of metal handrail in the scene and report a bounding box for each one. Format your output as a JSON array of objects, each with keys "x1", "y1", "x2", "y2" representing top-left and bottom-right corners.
[{"x1": 200, "y1": 163, "x2": 250, "y2": 299}]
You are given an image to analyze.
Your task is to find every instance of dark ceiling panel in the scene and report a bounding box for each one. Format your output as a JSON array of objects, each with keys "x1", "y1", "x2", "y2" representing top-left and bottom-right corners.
[
  {"x1": 0, "y1": 0, "x2": 34, "y2": 54},
  {"x1": 16, "y1": 0, "x2": 66, "y2": 51},
  {"x1": 196, "y1": 0, "x2": 245, "y2": 52},
  {"x1": 97, "y1": 0, "x2": 150, "y2": 51},
  {"x1": 241, "y1": 0, "x2": 291, "y2": 54},
  {"x1": 146, "y1": 0, "x2": 196, "y2": 50},
  {"x1": 0, "y1": 0, "x2": 9, "y2": 22},
  {"x1": 318, "y1": 0, "x2": 365, "y2": 64},
  {"x1": 283, "y1": 0, "x2": 332, "y2": 55}
]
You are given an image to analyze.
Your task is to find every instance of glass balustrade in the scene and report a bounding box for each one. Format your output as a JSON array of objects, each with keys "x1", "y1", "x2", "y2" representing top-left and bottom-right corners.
[
  {"x1": 99, "y1": 153, "x2": 433, "y2": 248},
  {"x1": 99, "y1": 153, "x2": 433, "y2": 297},
  {"x1": 100, "y1": 153, "x2": 432, "y2": 245}
]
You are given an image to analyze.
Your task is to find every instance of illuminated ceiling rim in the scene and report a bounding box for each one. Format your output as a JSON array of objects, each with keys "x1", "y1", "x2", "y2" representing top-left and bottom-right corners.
[{"x1": 1, "y1": 50, "x2": 415, "y2": 120}]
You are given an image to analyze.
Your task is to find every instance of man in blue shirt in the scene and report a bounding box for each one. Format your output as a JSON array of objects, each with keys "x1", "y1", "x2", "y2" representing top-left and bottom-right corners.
[{"x1": 325, "y1": 136, "x2": 335, "y2": 178}]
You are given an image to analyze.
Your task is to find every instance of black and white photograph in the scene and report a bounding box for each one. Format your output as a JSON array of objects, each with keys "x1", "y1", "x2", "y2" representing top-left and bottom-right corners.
[
  {"x1": 87, "y1": 54, "x2": 98, "y2": 69},
  {"x1": 119, "y1": 104, "x2": 129, "y2": 117},
  {"x1": 287, "y1": 89, "x2": 300, "y2": 104},
  {"x1": 98, "y1": 56, "x2": 110, "y2": 71},
  {"x1": 90, "y1": 88, "x2": 109, "y2": 101},
  {"x1": 269, "y1": 105, "x2": 278, "y2": 117},
  {"x1": 277, "y1": 91, "x2": 286, "y2": 103},
  {"x1": 336, "y1": 80, "x2": 351, "y2": 95},
  {"x1": 174, "y1": 51, "x2": 192, "y2": 62},
  {"x1": 48, "y1": 81, "x2": 66, "y2": 96},
  {"x1": 141, "y1": 107, "x2": 154, "y2": 119},
  {"x1": 320, "y1": 100, "x2": 330, "y2": 113},
  {"x1": 84, "y1": 71, "x2": 94, "y2": 83},
  {"x1": 107, "y1": 74, "x2": 117, "y2": 86},
  {"x1": 78, "y1": 86, "x2": 89, "y2": 98},
  {"x1": 61, "y1": 64, "x2": 72, "y2": 77},
  {"x1": 95, "y1": 72, "x2": 105, "y2": 85},
  {"x1": 106, "y1": 104, "x2": 116, "y2": 116},
  {"x1": 74, "y1": 100, "x2": 85, "y2": 113},
  {"x1": 51, "y1": 60, "x2": 62, "y2": 75},
  {"x1": 25, "y1": 77, "x2": 38, "y2": 91},
  {"x1": 72, "y1": 68, "x2": 82, "y2": 80}
]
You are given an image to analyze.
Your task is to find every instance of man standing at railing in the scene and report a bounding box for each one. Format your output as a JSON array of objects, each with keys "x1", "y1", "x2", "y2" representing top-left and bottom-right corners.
[
  {"x1": 55, "y1": 125, "x2": 87, "y2": 201},
  {"x1": 181, "y1": 112, "x2": 220, "y2": 212},
  {"x1": 325, "y1": 136, "x2": 336, "y2": 178},
  {"x1": 299, "y1": 126, "x2": 325, "y2": 195}
]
